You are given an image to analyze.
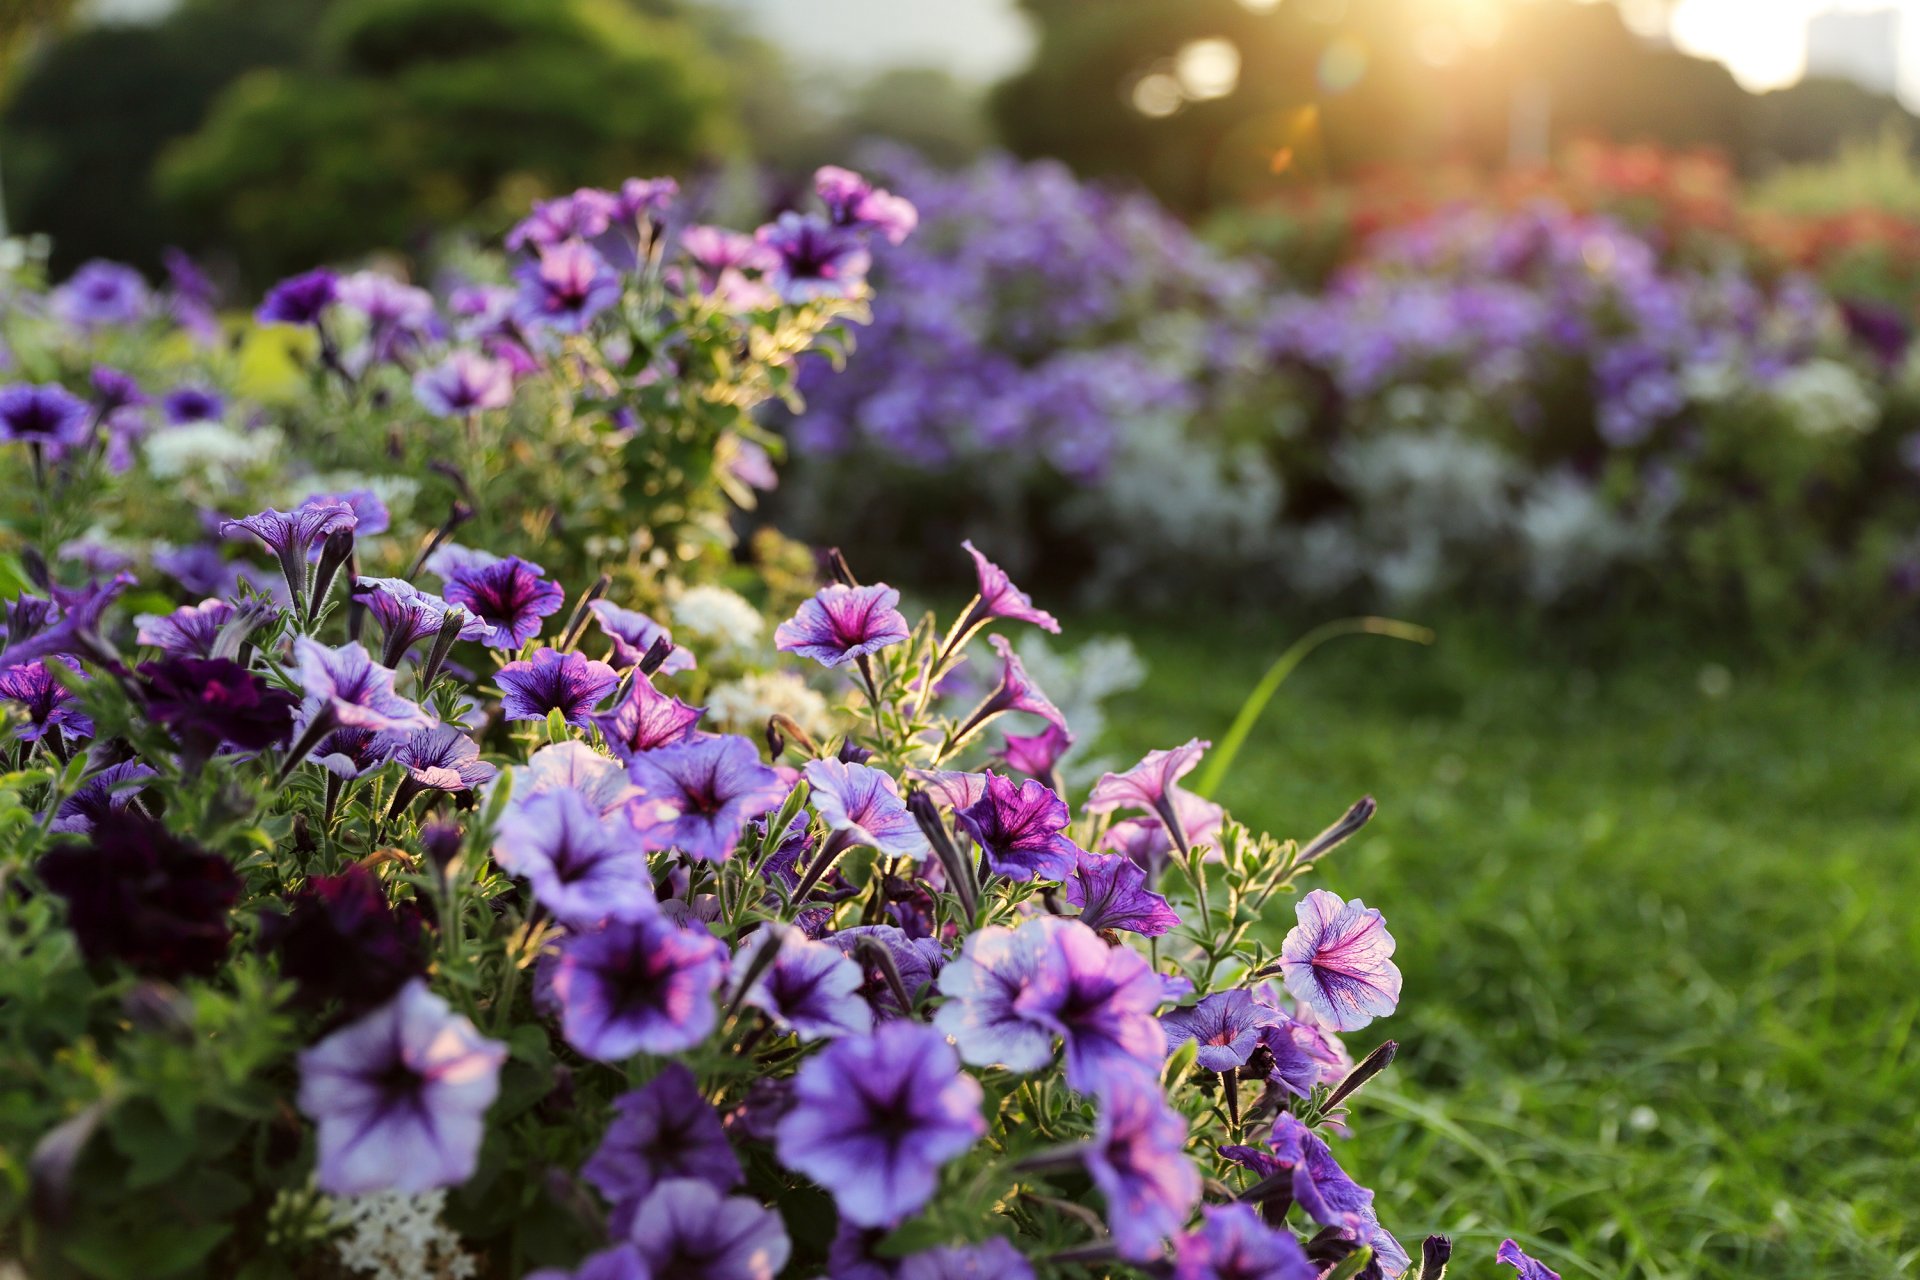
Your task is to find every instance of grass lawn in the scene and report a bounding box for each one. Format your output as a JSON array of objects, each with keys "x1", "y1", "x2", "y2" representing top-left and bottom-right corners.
[{"x1": 1095, "y1": 610, "x2": 1920, "y2": 1279}]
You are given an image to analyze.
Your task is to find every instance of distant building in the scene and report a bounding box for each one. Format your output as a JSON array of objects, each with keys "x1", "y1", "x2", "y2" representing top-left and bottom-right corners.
[{"x1": 1806, "y1": 8, "x2": 1903, "y2": 97}]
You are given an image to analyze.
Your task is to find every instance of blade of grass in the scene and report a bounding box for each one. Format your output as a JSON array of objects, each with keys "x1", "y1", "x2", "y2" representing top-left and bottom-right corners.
[{"x1": 1192, "y1": 617, "x2": 1433, "y2": 797}]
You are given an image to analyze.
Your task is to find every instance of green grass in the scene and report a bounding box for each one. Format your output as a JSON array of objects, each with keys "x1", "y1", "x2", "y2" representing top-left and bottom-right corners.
[{"x1": 1094, "y1": 610, "x2": 1920, "y2": 1278}]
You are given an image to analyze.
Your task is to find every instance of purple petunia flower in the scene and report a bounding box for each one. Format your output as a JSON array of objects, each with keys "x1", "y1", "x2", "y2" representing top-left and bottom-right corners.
[
  {"x1": 814, "y1": 165, "x2": 919, "y2": 245},
  {"x1": 161, "y1": 386, "x2": 224, "y2": 425},
  {"x1": 506, "y1": 740, "x2": 640, "y2": 816},
  {"x1": 0, "y1": 574, "x2": 133, "y2": 669},
  {"x1": 774, "y1": 583, "x2": 910, "y2": 669},
  {"x1": 296, "y1": 979, "x2": 506, "y2": 1196},
  {"x1": 625, "y1": 734, "x2": 785, "y2": 863},
  {"x1": 956, "y1": 772, "x2": 1079, "y2": 882},
  {"x1": 0, "y1": 382, "x2": 92, "y2": 451},
  {"x1": 1087, "y1": 739, "x2": 1213, "y2": 856},
  {"x1": 507, "y1": 187, "x2": 619, "y2": 250},
  {"x1": 895, "y1": 1240, "x2": 1034, "y2": 1280},
  {"x1": 220, "y1": 502, "x2": 357, "y2": 605},
  {"x1": 584, "y1": 1064, "x2": 743, "y2": 1236},
  {"x1": 392, "y1": 725, "x2": 496, "y2": 796},
  {"x1": 135, "y1": 599, "x2": 233, "y2": 660},
  {"x1": 804, "y1": 757, "x2": 928, "y2": 859},
  {"x1": 1172, "y1": 1203, "x2": 1316, "y2": 1280},
  {"x1": 256, "y1": 268, "x2": 339, "y2": 326},
  {"x1": 1279, "y1": 889, "x2": 1402, "y2": 1032},
  {"x1": 905, "y1": 767, "x2": 990, "y2": 813},
  {"x1": 39, "y1": 813, "x2": 240, "y2": 977},
  {"x1": 955, "y1": 634, "x2": 1068, "y2": 739},
  {"x1": 1259, "y1": 1112, "x2": 1377, "y2": 1232},
  {"x1": 413, "y1": 350, "x2": 514, "y2": 416},
  {"x1": 1497, "y1": 1240, "x2": 1561, "y2": 1280},
  {"x1": 960, "y1": 540, "x2": 1060, "y2": 634},
  {"x1": 524, "y1": 1245, "x2": 648, "y2": 1280},
  {"x1": 774, "y1": 1019, "x2": 985, "y2": 1227},
  {"x1": 352, "y1": 576, "x2": 487, "y2": 664},
  {"x1": 140, "y1": 656, "x2": 297, "y2": 756},
  {"x1": 50, "y1": 760, "x2": 157, "y2": 834},
  {"x1": 997, "y1": 720, "x2": 1073, "y2": 787},
  {"x1": 1066, "y1": 851, "x2": 1180, "y2": 937},
  {"x1": 756, "y1": 212, "x2": 871, "y2": 303},
  {"x1": 592, "y1": 672, "x2": 704, "y2": 762},
  {"x1": 822, "y1": 924, "x2": 946, "y2": 1020},
  {"x1": 587, "y1": 600, "x2": 695, "y2": 675},
  {"x1": 493, "y1": 788, "x2": 653, "y2": 927},
  {"x1": 51, "y1": 260, "x2": 150, "y2": 328},
  {"x1": 550, "y1": 911, "x2": 728, "y2": 1059},
  {"x1": 513, "y1": 240, "x2": 620, "y2": 333},
  {"x1": 1101, "y1": 788, "x2": 1227, "y2": 882},
  {"x1": 441, "y1": 555, "x2": 565, "y2": 649},
  {"x1": 1045, "y1": 916, "x2": 1169, "y2": 1091},
  {"x1": 312, "y1": 727, "x2": 399, "y2": 780},
  {"x1": 616, "y1": 176, "x2": 679, "y2": 221},
  {"x1": 259, "y1": 864, "x2": 425, "y2": 1013},
  {"x1": 302, "y1": 489, "x2": 389, "y2": 544},
  {"x1": 497, "y1": 647, "x2": 618, "y2": 727},
  {"x1": 732, "y1": 923, "x2": 872, "y2": 1042},
  {"x1": 624, "y1": 1178, "x2": 791, "y2": 1280},
  {"x1": 293, "y1": 638, "x2": 433, "y2": 737},
  {"x1": 1160, "y1": 990, "x2": 1282, "y2": 1073},
  {"x1": 1083, "y1": 1068, "x2": 1201, "y2": 1263},
  {"x1": 0, "y1": 657, "x2": 92, "y2": 742}
]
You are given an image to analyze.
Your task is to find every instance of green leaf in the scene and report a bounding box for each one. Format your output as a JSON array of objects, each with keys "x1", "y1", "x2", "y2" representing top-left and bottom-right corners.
[{"x1": 62, "y1": 1221, "x2": 233, "y2": 1280}]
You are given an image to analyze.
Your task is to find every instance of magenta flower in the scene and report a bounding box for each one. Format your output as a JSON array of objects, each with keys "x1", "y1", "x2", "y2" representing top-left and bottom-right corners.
[
  {"x1": 1066, "y1": 851, "x2": 1179, "y2": 937},
  {"x1": 293, "y1": 638, "x2": 432, "y2": 736},
  {"x1": 1279, "y1": 889, "x2": 1402, "y2": 1032},
  {"x1": 296, "y1": 979, "x2": 506, "y2": 1196},
  {"x1": 352, "y1": 577, "x2": 487, "y2": 664},
  {"x1": 956, "y1": 772, "x2": 1079, "y2": 882},
  {"x1": 140, "y1": 656, "x2": 297, "y2": 756},
  {"x1": 588, "y1": 600, "x2": 695, "y2": 674},
  {"x1": 1100, "y1": 789, "x2": 1226, "y2": 882},
  {"x1": 775, "y1": 583, "x2": 910, "y2": 669},
  {"x1": 1088, "y1": 738, "x2": 1210, "y2": 815},
  {"x1": 256, "y1": 268, "x2": 339, "y2": 326},
  {"x1": 506, "y1": 188, "x2": 619, "y2": 250},
  {"x1": 960, "y1": 540, "x2": 1060, "y2": 634},
  {"x1": 493, "y1": 788, "x2": 653, "y2": 927},
  {"x1": 441, "y1": 555, "x2": 565, "y2": 649},
  {"x1": 616, "y1": 176, "x2": 679, "y2": 220},
  {"x1": 514, "y1": 240, "x2": 620, "y2": 333},
  {"x1": 1083, "y1": 1069, "x2": 1201, "y2": 1263},
  {"x1": 497, "y1": 647, "x2": 618, "y2": 727},
  {"x1": 0, "y1": 383, "x2": 92, "y2": 450},
  {"x1": 50, "y1": 761, "x2": 157, "y2": 834},
  {"x1": 955, "y1": 635, "x2": 1068, "y2": 741},
  {"x1": 804, "y1": 757, "x2": 928, "y2": 859},
  {"x1": 997, "y1": 720, "x2": 1073, "y2": 786},
  {"x1": 413, "y1": 350, "x2": 513, "y2": 416},
  {"x1": 1160, "y1": 990, "x2": 1282, "y2": 1073},
  {"x1": 733, "y1": 923, "x2": 872, "y2": 1042},
  {"x1": 814, "y1": 165, "x2": 918, "y2": 245},
  {"x1": 0, "y1": 658, "x2": 92, "y2": 742},
  {"x1": 756, "y1": 212, "x2": 870, "y2": 302},
  {"x1": 550, "y1": 912, "x2": 728, "y2": 1059},
  {"x1": 625, "y1": 734, "x2": 785, "y2": 862},
  {"x1": 1172, "y1": 1203, "x2": 1315, "y2": 1280},
  {"x1": 625, "y1": 1178, "x2": 791, "y2": 1280},
  {"x1": 774, "y1": 1019, "x2": 985, "y2": 1227},
  {"x1": 592, "y1": 673, "x2": 704, "y2": 762},
  {"x1": 1497, "y1": 1240, "x2": 1561, "y2": 1280},
  {"x1": 135, "y1": 599, "x2": 234, "y2": 660},
  {"x1": 584, "y1": 1064, "x2": 743, "y2": 1236}
]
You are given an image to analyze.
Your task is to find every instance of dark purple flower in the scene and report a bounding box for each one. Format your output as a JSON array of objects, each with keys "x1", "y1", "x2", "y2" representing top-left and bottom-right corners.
[
  {"x1": 774, "y1": 1019, "x2": 985, "y2": 1226},
  {"x1": 804, "y1": 757, "x2": 928, "y2": 859},
  {"x1": 507, "y1": 188, "x2": 619, "y2": 250},
  {"x1": 625, "y1": 734, "x2": 785, "y2": 863},
  {"x1": 50, "y1": 760, "x2": 157, "y2": 833},
  {"x1": 774, "y1": 583, "x2": 910, "y2": 668},
  {"x1": 1045, "y1": 916, "x2": 1169, "y2": 1092},
  {"x1": 756, "y1": 212, "x2": 871, "y2": 303},
  {"x1": 1083, "y1": 1068, "x2": 1201, "y2": 1262},
  {"x1": 623, "y1": 1178, "x2": 791, "y2": 1280},
  {"x1": 302, "y1": 489, "x2": 389, "y2": 543},
  {"x1": 997, "y1": 720, "x2": 1073, "y2": 784},
  {"x1": 1161, "y1": 990, "x2": 1282, "y2": 1073},
  {"x1": 260, "y1": 864, "x2": 426, "y2": 1012},
  {"x1": 823, "y1": 924, "x2": 946, "y2": 1019},
  {"x1": 152, "y1": 543, "x2": 245, "y2": 599},
  {"x1": 313, "y1": 727, "x2": 400, "y2": 779},
  {"x1": 0, "y1": 383, "x2": 91, "y2": 450},
  {"x1": 161, "y1": 386, "x2": 223, "y2": 425},
  {"x1": 592, "y1": 673, "x2": 704, "y2": 762},
  {"x1": 551, "y1": 911, "x2": 728, "y2": 1059},
  {"x1": 220, "y1": 502, "x2": 357, "y2": 606},
  {"x1": 493, "y1": 788, "x2": 653, "y2": 926},
  {"x1": 1172, "y1": 1203, "x2": 1316, "y2": 1280},
  {"x1": 0, "y1": 658, "x2": 92, "y2": 742},
  {"x1": 960, "y1": 540, "x2": 1059, "y2": 634},
  {"x1": 1, "y1": 575, "x2": 134, "y2": 667},
  {"x1": 584, "y1": 1063, "x2": 743, "y2": 1235},
  {"x1": 352, "y1": 577, "x2": 486, "y2": 663},
  {"x1": 588, "y1": 600, "x2": 695, "y2": 674},
  {"x1": 513, "y1": 240, "x2": 620, "y2": 333},
  {"x1": 293, "y1": 639, "x2": 432, "y2": 736},
  {"x1": 256, "y1": 268, "x2": 339, "y2": 326},
  {"x1": 135, "y1": 599, "x2": 233, "y2": 660},
  {"x1": 441, "y1": 555, "x2": 565, "y2": 649},
  {"x1": 1261, "y1": 1112, "x2": 1375, "y2": 1232},
  {"x1": 1279, "y1": 890, "x2": 1401, "y2": 1032},
  {"x1": 51, "y1": 260, "x2": 150, "y2": 328},
  {"x1": 38, "y1": 812, "x2": 241, "y2": 978},
  {"x1": 296, "y1": 978, "x2": 506, "y2": 1195},
  {"x1": 1066, "y1": 851, "x2": 1179, "y2": 937},
  {"x1": 90, "y1": 365, "x2": 147, "y2": 414},
  {"x1": 956, "y1": 772, "x2": 1079, "y2": 882},
  {"x1": 497, "y1": 647, "x2": 618, "y2": 727},
  {"x1": 733, "y1": 923, "x2": 872, "y2": 1041},
  {"x1": 392, "y1": 725, "x2": 497, "y2": 796},
  {"x1": 414, "y1": 350, "x2": 513, "y2": 416},
  {"x1": 1497, "y1": 1240, "x2": 1561, "y2": 1280},
  {"x1": 140, "y1": 656, "x2": 297, "y2": 755}
]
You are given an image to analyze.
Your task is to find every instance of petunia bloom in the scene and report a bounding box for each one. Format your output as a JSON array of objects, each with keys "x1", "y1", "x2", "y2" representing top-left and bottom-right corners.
[
  {"x1": 51, "y1": 260, "x2": 150, "y2": 328},
  {"x1": 823, "y1": 924, "x2": 946, "y2": 1020},
  {"x1": 814, "y1": 165, "x2": 919, "y2": 245},
  {"x1": 296, "y1": 979, "x2": 506, "y2": 1196},
  {"x1": 732, "y1": 923, "x2": 872, "y2": 1042},
  {"x1": 550, "y1": 911, "x2": 728, "y2": 1060},
  {"x1": 1087, "y1": 738, "x2": 1213, "y2": 857},
  {"x1": 0, "y1": 657, "x2": 92, "y2": 742},
  {"x1": 391, "y1": 725, "x2": 498, "y2": 797},
  {"x1": 0, "y1": 383, "x2": 92, "y2": 451},
  {"x1": 953, "y1": 634, "x2": 1069, "y2": 742},
  {"x1": 956, "y1": 772, "x2": 1079, "y2": 882},
  {"x1": 1172, "y1": 1203, "x2": 1316, "y2": 1280},
  {"x1": 256, "y1": 268, "x2": 339, "y2": 326},
  {"x1": 220, "y1": 502, "x2": 357, "y2": 607},
  {"x1": 497, "y1": 647, "x2": 618, "y2": 727},
  {"x1": 625, "y1": 734, "x2": 785, "y2": 862},
  {"x1": 774, "y1": 583, "x2": 910, "y2": 669},
  {"x1": 1160, "y1": 990, "x2": 1283, "y2": 1073},
  {"x1": 997, "y1": 721, "x2": 1073, "y2": 789},
  {"x1": 293, "y1": 638, "x2": 433, "y2": 737},
  {"x1": 50, "y1": 760, "x2": 157, "y2": 834},
  {"x1": 493, "y1": 788, "x2": 653, "y2": 927},
  {"x1": 38, "y1": 812, "x2": 241, "y2": 978},
  {"x1": 1279, "y1": 889, "x2": 1402, "y2": 1032},
  {"x1": 592, "y1": 672, "x2": 704, "y2": 762},
  {"x1": 1065, "y1": 851, "x2": 1180, "y2": 937},
  {"x1": 624, "y1": 1178, "x2": 791, "y2": 1280},
  {"x1": 756, "y1": 212, "x2": 870, "y2": 303},
  {"x1": 1497, "y1": 1240, "x2": 1562, "y2": 1280},
  {"x1": 140, "y1": 656, "x2": 297, "y2": 756},
  {"x1": 135, "y1": 599, "x2": 234, "y2": 660},
  {"x1": 413, "y1": 350, "x2": 513, "y2": 416},
  {"x1": 161, "y1": 386, "x2": 223, "y2": 425},
  {"x1": 352, "y1": 577, "x2": 488, "y2": 664},
  {"x1": 259, "y1": 864, "x2": 425, "y2": 1014},
  {"x1": 513, "y1": 239, "x2": 620, "y2": 333},
  {"x1": 935, "y1": 918, "x2": 1070, "y2": 1075},
  {"x1": 959, "y1": 540, "x2": 1060, "y2": 634},
  {"x1": 804, "y1": 757, "x2": 928, "y2": 860},
  {"x1": 441, "y1": 555, "x2": 565, "y2": 649},
  {"x1": 506, "y1": 187, "x2": 619, "y2": 250},
  {"x1": 588, "y1": 600, "x2": 695, "y2": 674},
  {"x1": 774, "y1": 1019, "x2": 985, "y2": 1227},
  {"x1": 1083, "y1": 1069, "x2": 1202, "y2": 1263},
  {"x1": 584, "y1": 1064, "x2": 743, "y2": 1236}
]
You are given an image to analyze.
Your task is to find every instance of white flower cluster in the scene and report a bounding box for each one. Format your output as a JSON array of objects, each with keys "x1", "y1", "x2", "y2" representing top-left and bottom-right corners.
[
  {"x1": 708, "y1": 670, "x2": 834, "y2": 740},
  {"x1": 671, "y1": 585, "x2": 765, "y2": 660},
  {"x1": 330, "y1": 1189, "x2": 477, "y2": 1280},
  {"x1": 144, "y1": 423, "x2": 282, "y2": 483},
  {"x1": 1770, "y1": 358, "x2": 1879, "y2": 437}
]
